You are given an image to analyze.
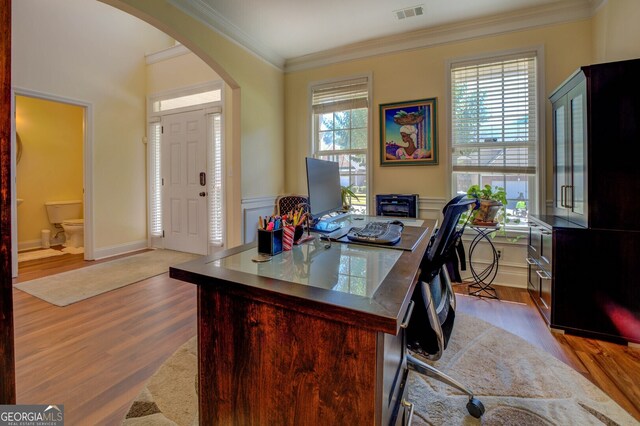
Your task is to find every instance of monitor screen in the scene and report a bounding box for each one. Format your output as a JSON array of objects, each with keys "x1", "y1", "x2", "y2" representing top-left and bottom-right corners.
[{"x1": 306, "y1": 157, "x2": 342, "y2": 220}]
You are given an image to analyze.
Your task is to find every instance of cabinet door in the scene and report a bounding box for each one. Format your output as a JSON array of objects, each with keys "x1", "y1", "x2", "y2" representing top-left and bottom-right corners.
[
  {"x1": 568, "y1": 80, "x2": 588, "y2": 226},
  {"x1": 552, "y1": 97, "x2": 569, "y2": 214}
]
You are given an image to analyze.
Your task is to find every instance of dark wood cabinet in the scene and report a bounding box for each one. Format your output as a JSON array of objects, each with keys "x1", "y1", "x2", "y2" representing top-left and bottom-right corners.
[
  {"x1": 529, "y1": 58, "x2": 640, "y2": 343},
  {"x1": 552, "y1": 75, "x2": 588, "y2": 226},
  {"x1": 550, "y1": 58, "x2": 640, "y2": 231},
  {"x1": 527, "y1": 218, "x2": 552, "y2": 323}
]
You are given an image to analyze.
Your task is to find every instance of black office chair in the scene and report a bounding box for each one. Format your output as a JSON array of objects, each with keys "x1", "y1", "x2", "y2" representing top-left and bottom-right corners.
[{"x1": 406, "y1": 195, "x2": 486, "y2": 418}]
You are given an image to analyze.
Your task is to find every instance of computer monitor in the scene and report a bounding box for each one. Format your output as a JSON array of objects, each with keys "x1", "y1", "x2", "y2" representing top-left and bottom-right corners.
[{"x1": 305, "y1": 157, "x2": 342, "y2": 222}]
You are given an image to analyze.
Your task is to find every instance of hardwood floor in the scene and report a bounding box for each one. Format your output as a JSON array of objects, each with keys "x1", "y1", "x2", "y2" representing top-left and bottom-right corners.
[
  {"x1": 11, "y1": 250, "x2": 640, "y2": 424},
  {"x1": 13, "y1": 249, "x2": 196, "y2": 425}
]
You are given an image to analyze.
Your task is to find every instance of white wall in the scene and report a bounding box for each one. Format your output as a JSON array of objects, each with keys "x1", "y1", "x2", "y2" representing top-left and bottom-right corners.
[{"x1": 12, "y1": 0, "x2": 174, "y2": 257}]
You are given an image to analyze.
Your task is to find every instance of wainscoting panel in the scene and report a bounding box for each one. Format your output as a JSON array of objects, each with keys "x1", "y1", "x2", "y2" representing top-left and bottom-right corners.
[
  {"x1": 242, "y1": 196, "x2": 277, "y2": 244},
  {"x1": 418, "y1": 196, "x2": 447, "y2": 221}
]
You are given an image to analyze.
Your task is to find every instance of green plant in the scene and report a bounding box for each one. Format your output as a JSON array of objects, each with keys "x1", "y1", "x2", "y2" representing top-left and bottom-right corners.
[
  {"x1": 341, "y1": 184, "x2": 360, "y2": 210},
  {"x1": 466, "y1": 184, "x2": 507, "y2": 205},
  {"x1": 461, "y1": 184, "x2": 507, "y2": 228}
]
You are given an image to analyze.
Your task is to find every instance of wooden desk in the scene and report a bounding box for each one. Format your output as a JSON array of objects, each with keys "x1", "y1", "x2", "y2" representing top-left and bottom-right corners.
[{"x1": 170, "y1": 219, "x2": 435, "y2": 425}]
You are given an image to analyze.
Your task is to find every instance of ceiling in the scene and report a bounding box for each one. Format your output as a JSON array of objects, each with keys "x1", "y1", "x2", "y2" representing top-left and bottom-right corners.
[{"x1": 169, "y1": 0, "x2": 600, "y2": 70}]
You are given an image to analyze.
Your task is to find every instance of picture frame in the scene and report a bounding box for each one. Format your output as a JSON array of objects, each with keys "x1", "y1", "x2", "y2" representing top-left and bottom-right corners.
[{"x1": 380, "y1": 98, "x2": 438, "y2": 166}]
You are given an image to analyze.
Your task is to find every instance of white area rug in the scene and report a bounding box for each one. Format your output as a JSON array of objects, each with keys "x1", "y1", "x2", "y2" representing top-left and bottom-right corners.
[
  {"x1": 61, "y1": 246, "x2": 84, "y2": 254},
  {"x1": 14, "y1": 249, "x2": 200, "y2": 307},
  {"x1": 123, "y1": 313, "x2": 637, "y2": 425},
  {"x1": 18, "y1": 248, "x2": 67, "y2": 262}
]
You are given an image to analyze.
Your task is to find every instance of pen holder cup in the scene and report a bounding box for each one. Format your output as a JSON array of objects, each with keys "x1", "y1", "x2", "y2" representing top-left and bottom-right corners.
[
  {"x1": 282, "y1": 226, "x2": 295, "y2": 251},
  {"x1": 258, "y1": 228, "x2": 283, "y2": 256},
  {"x1": 293, "y1": 225, "x2": 304, "y2": 243}
]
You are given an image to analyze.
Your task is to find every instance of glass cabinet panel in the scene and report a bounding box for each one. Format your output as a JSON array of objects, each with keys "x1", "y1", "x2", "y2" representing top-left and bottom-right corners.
[
  {"x1": 553, "y1": 101, "x2": 567, "y2": 210},
  {"x1": 569, "y1": 80, "x2": 586, "y2": 218}
]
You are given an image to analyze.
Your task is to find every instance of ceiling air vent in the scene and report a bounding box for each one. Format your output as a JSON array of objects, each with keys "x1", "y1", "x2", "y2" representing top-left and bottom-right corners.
[{"x1": 395, "y1": 5, "x2": 424, "y2": 20}]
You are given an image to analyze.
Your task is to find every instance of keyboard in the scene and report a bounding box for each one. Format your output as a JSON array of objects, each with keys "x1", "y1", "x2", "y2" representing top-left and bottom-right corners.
[{"x1": 347, "y1": 222, "x2": 402, "y2": 245}]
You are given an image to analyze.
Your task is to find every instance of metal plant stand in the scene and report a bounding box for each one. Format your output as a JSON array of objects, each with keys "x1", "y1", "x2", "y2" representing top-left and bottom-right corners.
[{"x1": 467, "y1": 224, "x2": 500, "y2": 299}]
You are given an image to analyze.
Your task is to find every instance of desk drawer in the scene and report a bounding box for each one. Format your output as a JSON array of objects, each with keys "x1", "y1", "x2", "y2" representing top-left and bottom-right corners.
[
  {"x1": 527, "y1": 219, "x2": 552, "y2": 324},
  {"x1": 528, "y1": 221, "x2": 552, "y2": 275},
  {"x1": 392, "y1": 376, "x2": 413, "y2": 426}
]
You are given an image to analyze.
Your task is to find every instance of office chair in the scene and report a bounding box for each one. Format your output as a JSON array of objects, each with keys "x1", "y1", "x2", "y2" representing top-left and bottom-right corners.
[
  {"x1": 406, "y1": 195, "x2": 486, "y2": 418},
  {"x1": 275, "y1": 195, "x2": 309, "y2": 217}
]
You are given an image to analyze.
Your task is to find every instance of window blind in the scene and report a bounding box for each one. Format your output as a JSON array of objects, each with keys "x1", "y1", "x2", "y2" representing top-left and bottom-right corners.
[
  {"x1": 311, "y1": 76, "x2": 370, "y2": 215},
  {"x1": 149, "y1": 122, "x2": 162, "y2": 237},
  {"x1": 208, "y1": 112, "x2": 224, "y2": 246},
  {"x1": 451, "y1": 53, "x2": 537, "y2": 175},
  {"x1": 312, "y1": 77, "x2": 369, "y2": 114}
]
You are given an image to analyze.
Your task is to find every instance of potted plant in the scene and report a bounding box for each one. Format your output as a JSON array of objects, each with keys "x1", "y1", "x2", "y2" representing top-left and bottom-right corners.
[
  {"x1": 466, "y1": 184, "x2": 507, "y2": 225},
  {"x1": 341, "y1": 184, "x2": 360, "y2": 211}
]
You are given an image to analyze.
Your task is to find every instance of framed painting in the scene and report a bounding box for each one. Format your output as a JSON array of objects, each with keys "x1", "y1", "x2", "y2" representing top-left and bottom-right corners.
[{"x1": 380, "y1": 98, "x2": 438, "y2": 166}]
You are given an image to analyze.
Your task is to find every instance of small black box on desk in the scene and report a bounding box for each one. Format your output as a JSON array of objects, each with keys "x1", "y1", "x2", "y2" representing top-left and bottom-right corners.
[{"x1": 375, "y1": 194, "x2": 419, "y2": 218}]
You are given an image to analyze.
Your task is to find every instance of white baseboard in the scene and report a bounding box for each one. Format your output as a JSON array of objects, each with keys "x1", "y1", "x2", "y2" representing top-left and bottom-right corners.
[
  {"x1": 17, "y1": 239, "x2": 43, "y2": 252},
  {"x1": 93, "y1": 240, "x2": 148, "y2": 260}
]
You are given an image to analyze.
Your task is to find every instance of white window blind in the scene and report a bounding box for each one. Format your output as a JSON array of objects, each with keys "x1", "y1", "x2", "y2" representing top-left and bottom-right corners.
[
  {"x1": 311, "y1": 76, "x2": 370, "y2": 214},
  {"x1": 208, "y1": 112, "x2": 224, "y2": 246},
  {"x1": 149, "y1": 122, "x2": 162, "y2": 237},
  {"x1": 312, "y1": 77, "x2": 369, "y2": 114},
  {"x1": 451, "y1": 53, "x2": 537, "y2": 175}
]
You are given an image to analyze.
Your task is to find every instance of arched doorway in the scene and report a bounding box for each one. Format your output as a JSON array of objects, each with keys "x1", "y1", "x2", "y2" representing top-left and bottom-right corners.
[{"x1": 1, "y1": 0, "x2": 245, "y2": 408}]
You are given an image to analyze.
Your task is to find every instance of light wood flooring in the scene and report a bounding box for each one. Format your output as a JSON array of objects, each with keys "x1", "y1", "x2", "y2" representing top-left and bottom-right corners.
[{"x1": 11, "y1": 248, "x2": 640, "y2": 424}]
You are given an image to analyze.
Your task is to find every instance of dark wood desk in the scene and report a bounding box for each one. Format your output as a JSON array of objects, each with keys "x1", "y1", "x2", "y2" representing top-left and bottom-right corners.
[{"x1": 170, "y1": 219, "x2": 435, "y2": 425}]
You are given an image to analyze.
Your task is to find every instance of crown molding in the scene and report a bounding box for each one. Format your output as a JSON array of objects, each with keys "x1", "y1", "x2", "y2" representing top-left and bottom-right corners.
[
  {"x1": 166, "y1": 0, "x2": 604, "y2": 74},
  {"x1": 285, "y1": 0, "x2": 599, "y2": 73},
  {"x1": 167, "y1": 0, "x2": 285, "y2": 70},
  {"x1": 145, "y1": 43, "x2": 190, "y2": 64}
]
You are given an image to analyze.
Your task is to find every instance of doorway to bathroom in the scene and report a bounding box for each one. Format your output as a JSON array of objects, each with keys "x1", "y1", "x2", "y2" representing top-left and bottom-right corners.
[{"x1": 11, "y1": 90, "x2": 93, "y2": 276}]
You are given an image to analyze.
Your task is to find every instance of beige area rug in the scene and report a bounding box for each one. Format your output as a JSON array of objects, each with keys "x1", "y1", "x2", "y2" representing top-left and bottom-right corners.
[
  {"x1": 123, "y1": 314, "x2": 637, "y2": 426},
  {"x1": 14, "y1": 249, "x2": 200, "y2": 307},
  {"x1": 18, "y1": 248, "x2": 67, "y2": 262}
]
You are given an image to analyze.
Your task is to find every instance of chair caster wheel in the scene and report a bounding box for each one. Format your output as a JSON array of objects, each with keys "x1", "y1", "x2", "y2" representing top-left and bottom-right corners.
[{"x1": 466, "y1": 397, "x2": 485, "y2": 418}]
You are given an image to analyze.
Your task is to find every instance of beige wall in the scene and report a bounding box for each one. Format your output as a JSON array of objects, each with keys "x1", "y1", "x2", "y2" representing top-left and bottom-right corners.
[
  {"x1": 592, "y1": 0, "x2": 640, "y2": 63},
  {"x1": 285, "y1": 20, "x2": 594, "y2": 210},
  {"x1": 15, "y1": 96, "x2": 84, "y2": 247},
  {"x1": 146, "y1": 50, "x2": 222, "y2": 94},
  {"x1": 12, "y1": 0, "x2": 174, "y2": 254},
  {"x1": 108, "y1": 0, "x2": 286, "y2": 247}
]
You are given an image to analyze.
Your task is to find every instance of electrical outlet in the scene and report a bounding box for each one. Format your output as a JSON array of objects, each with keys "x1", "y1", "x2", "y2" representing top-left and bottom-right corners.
[{"x1": 497, "y1": 249, "x2": 502, "y2": 259}]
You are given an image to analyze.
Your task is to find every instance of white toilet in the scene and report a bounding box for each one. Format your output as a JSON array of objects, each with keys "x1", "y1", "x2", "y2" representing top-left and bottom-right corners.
[{"x1": 45, "y1": 200, "x2": 84, "y2": 248}]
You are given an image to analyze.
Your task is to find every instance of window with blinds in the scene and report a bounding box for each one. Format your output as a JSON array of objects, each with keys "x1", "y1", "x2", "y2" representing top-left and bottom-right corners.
[
  {"x1": 311, "y1": 76, "x2": 370, "y2": 214},
  {"x1": 208, "y1": 112, "x2": 224, "y2": 246},
  {"x1": 450, "y1": 52, "x2": 538, "y2": 226},
  {"x1": 149, "y1": 121, "x2": 162, "y2": 237}
]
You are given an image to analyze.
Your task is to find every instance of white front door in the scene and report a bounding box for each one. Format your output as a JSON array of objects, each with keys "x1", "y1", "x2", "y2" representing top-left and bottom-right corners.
[{"x1": 161, "y1": 110, "x2": 208, "y2": 255}]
